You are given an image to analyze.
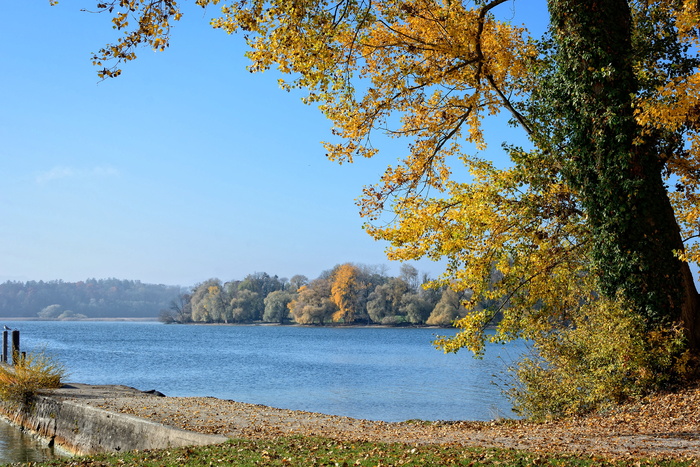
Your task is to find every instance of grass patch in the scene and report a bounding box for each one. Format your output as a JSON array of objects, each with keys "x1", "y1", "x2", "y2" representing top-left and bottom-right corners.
[
  {"x1": 0, "y1": 351, "x2": 65, "y2": 405},
  {"x1": 33, "y1": 436, "x2": 698, "y2": 466}
]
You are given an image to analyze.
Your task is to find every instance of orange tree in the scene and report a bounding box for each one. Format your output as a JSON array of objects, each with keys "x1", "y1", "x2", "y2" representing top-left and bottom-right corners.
[{"x1": 80, "y1": 0, "x2": 700, "y2": 416}]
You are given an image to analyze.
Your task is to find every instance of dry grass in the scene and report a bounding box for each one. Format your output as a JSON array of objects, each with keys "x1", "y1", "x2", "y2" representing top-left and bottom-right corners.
[{"x1": 0, "y1": 352, "x2": 65, "y2": 404}]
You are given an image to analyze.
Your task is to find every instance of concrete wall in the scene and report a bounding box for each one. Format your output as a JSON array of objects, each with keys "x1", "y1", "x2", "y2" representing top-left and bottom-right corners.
[{"x1": 0, "y1": 394, "x2": 228, "y2": 455}]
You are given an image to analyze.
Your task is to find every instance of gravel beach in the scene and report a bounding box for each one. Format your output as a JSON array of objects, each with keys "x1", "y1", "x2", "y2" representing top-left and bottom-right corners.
[{"x1": 50, "y1": 383, "x2": 700, "y2": 460}]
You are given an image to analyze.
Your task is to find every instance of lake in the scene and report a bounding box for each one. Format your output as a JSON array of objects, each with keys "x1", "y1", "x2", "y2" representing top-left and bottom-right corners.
[
  {"x1": 0, "y1": 321, "x2": 525, "y2": 462},
  {"x1": 0, "y1": 418, "x2": 57, "y2": 463}
]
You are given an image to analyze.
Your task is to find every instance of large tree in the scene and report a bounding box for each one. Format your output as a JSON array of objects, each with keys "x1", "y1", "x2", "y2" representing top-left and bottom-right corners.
[
  {"x1": 547, "y1": 0, "x2": 700, "y2": 337},
  {"x1": 83, "y1": 0, "x2": 700, "y2": 414}
]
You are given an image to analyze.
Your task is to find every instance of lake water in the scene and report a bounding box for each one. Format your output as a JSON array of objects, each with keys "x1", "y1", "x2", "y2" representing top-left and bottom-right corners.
[
  {"x1": 0, "y1": 321, "x2": 525, "y2": 462},
  {"x1": 0, "y1": 418, "x2": 57, "y2": 463}
]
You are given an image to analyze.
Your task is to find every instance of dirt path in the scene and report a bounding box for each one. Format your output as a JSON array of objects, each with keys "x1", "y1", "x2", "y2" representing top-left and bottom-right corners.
[{"x1": 54, "y1": 383, "x2": 700, "y2": 460}]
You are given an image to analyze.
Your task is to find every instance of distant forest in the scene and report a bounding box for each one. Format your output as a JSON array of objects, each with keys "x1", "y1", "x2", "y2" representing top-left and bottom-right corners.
[
  {"x1": 0, "y1": 264, "x2": 498, "y2": 325},
  {"x1": 0, "y1": 279, "x2": 182, "y2": 319},
  {"x1": 162, "y1": 263, "x2": 499, "y2": 327}
]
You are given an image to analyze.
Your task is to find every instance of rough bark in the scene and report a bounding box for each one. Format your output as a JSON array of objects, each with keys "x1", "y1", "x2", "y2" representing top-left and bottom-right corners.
[{"x1": 548, "y1": 0, "x2": 700, "y2": 349}]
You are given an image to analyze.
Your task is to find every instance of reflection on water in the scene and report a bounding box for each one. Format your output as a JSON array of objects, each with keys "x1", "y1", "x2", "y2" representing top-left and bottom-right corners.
[{"x1": 0, "y1": 418, "x2": 57, "y2": 463}]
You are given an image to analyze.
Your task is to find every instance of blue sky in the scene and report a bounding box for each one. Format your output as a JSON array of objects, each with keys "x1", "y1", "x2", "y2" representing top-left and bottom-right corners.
[{"x1": 0, "y1": 1, "x2": 548, "y2": 287}]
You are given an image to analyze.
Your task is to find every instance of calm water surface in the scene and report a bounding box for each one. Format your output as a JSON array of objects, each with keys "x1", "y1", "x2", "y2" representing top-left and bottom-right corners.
[
  {"x1": 0, "y1": 418, "x2": 56, "y2": 463},
  {"x1": 1, "y1": 321, "x2": 525, "y2": 462},
  {"x1": 7, "y1": 321, "x2": 524, "y2": 421}
]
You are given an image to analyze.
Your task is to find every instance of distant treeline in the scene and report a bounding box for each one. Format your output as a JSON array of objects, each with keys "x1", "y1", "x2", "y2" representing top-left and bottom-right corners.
[
  {"x1": 162, "y1": 263, "x2": 499, "y2": 326},
  {"x1": 0, "y1": 279, "x2": 183, "y2": 319}
]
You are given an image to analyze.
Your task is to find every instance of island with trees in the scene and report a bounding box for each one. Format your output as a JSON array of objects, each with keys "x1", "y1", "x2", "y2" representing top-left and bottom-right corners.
[{"x1": 159, "y1": 263, "x2": 499, "y2": 326}]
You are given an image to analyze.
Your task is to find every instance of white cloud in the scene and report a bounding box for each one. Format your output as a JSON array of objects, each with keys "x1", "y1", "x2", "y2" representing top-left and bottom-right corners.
[{"x1": 36, "y1": 166, "x2": 120, "y2": 184}]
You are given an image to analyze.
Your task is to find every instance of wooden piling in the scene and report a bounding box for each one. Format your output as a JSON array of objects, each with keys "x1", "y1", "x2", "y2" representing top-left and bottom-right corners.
[
  {"x1": 1, "y1": 330, "x2": 6, "y2": 363},
  {"x1": 11, "y1": 330, "x2": 19, "y2": 365}
]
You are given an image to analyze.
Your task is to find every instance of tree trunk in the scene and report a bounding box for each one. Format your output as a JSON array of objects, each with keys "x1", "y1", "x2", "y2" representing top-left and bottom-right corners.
[
  {"x1": 548, "y1": 0, "x2": 700, "y2": 349},
  {"x1": 652, "y1": 159, "x2": 700, "y2": 350},
  {"x1": 680, "y1": 257, "x2": 700, "y2": 350}
]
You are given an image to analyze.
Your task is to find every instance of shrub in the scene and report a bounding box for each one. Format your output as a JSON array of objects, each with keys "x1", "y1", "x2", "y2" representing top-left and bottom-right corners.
[
  {"x1": 0, "y1": 352, "x2": 66, "y2": 405},
  {"x1": 508, "y1": 296, "x2": 687, "y2": 419},
  {"x1": 381, "y1": 315, "x2": 407, "y2": 325}
]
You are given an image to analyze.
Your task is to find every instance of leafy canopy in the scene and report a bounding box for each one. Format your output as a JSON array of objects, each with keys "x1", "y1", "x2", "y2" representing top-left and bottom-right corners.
[{"x1": 83, "y1": 0, "x2": 700, "y2": 415}]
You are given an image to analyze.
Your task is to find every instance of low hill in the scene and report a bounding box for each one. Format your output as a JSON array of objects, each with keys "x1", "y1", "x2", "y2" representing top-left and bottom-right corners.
[{"x1": 0, "y1": 279, "x2": 182, "y2": 319}]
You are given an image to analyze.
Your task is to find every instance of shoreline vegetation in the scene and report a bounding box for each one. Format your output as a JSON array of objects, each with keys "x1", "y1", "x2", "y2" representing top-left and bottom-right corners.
[
  {"x1": 0, "y1": 317, "x2": 455, "y2": 329},
  {"x1": 161, "y1": 264, "x2": 501, "y2": 328},
  {"x1": 0, "y1": 263, "x2": 502, "y2": 328}
]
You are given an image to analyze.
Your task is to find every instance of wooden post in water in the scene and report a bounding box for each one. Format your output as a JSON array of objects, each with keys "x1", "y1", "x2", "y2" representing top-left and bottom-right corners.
[
  {"x1": 1, "y1": 330, "x2": 6, "y2": 363},
  {"x1": 11, "y1": 330, "x2": 19, "y2": 365}
]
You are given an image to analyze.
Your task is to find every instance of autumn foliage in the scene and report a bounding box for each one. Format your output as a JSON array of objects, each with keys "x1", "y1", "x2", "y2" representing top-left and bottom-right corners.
[
  {"x1": 0, "y1": 352, "x2": 65, "y2": 405},
  {"x1": 78, "y1": 0, "x2": 700, "y2": 417},
  {"x1": 183, "y1": 264, "x2": 463, "y2": 326}
]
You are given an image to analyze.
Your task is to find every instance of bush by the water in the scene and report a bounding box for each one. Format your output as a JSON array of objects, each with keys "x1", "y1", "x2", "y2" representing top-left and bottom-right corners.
[
  {"x1": 509, "y1": 297, "x2": 690, "y2": 419},
  {"x1": 0, "y1": 352, "x2": 65, "y2": 405}
]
